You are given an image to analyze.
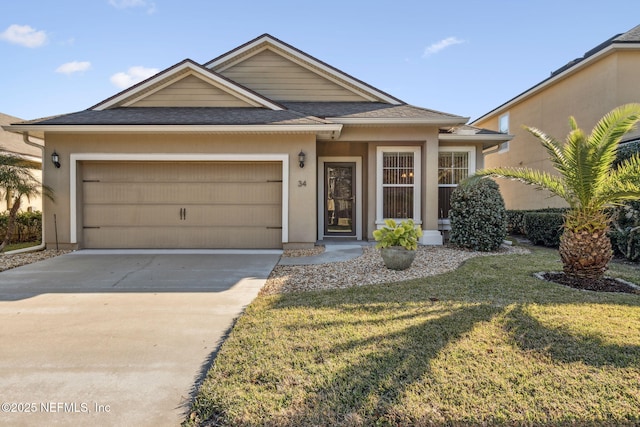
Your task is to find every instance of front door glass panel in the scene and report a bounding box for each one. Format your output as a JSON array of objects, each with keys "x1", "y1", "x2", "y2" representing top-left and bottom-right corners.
[{"x1": 325, "y1": 163, "x2": 355, "y2": 236}]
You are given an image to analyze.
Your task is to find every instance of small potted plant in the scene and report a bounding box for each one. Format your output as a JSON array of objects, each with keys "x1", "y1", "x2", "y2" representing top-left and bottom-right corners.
[{"x1": 373, "y1": 219, "x2": 423, "y2": 270}]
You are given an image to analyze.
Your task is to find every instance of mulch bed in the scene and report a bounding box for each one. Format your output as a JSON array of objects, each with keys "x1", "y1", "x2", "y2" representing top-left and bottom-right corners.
[{"x1": 543, "y1": 272, "x2": 640, "y2": 294}]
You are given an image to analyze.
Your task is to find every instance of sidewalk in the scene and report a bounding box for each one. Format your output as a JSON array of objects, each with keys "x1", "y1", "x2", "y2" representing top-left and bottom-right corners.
[{"x1": 278, "y1": 243, "x2": 371, "y2": 265}]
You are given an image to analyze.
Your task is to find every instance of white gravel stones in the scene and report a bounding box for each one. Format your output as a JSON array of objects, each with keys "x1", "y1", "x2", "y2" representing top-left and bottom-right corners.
[
  {"x1": 261, "y1": 245, "x2": 530, "y2": 295},
  {"x1": 0, "y1": 249, "x2": 71, "y2": 272}
]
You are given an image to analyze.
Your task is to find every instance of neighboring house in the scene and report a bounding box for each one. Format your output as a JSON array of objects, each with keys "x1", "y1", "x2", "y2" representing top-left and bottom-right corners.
[
  {"x1": 0, "y1": 112, "x2": 43, "y2": 212},
  {"x1": 4, "y1": 34, "x2": 508, "y2": 250},
  {"x1": 473, "y1": 23, "x2": 640, "y2": 210}
]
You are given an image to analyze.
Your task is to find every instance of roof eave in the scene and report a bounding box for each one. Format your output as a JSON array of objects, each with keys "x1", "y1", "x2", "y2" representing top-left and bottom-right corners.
[
  {"x1": 440, "y1": 133, "x2": 512, "y2": 149},
  {"x1": 5, "y1": 123, "x2": 343, "y2": 137},
  {"x1": 329, "y1": 117, "x2": 469, "y2": 125}
]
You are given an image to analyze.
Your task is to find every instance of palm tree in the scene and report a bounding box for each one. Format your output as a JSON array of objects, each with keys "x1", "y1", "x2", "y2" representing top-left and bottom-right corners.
[
  {"x1": 0, "y1": 153, "x2": 52, "y2": 251},
  {"x1": 473, "y1": 104, "x2": 640, "y2": 280}
]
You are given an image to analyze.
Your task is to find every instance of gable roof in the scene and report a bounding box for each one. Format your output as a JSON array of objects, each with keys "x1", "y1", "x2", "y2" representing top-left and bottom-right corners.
[
  {"x1": 472, "y1": 23, "x2": 640, "y2": 124},
  {"x1": 91, "y1": 59, "x2": 285, "y2": 111},
  {"x1": 205, "y1": 34, "x2": 404, "y2": 105},
  {"x1": 5, "y1": 34, "x2": 478, "y2": 138}
]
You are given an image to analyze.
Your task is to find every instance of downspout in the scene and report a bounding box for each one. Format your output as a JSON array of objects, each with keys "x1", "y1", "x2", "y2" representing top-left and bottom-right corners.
[{"x1": 4, "y1": 132, "x2": 47, "y2": 254}]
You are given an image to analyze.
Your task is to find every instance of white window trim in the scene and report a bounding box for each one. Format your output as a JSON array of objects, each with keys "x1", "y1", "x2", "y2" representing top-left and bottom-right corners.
[
  {"x1": 375, "y1": 146, "x2": 421, "y2": 226},
  {"x1": 437, "y1": 146, "x2": 476, "y2": 228},
  {"x1": 498, "y1": 113, "x2": 510, "y2": 153},
  {"x1": 69, "y1": 153, "x2": 289, "y2": 245}
]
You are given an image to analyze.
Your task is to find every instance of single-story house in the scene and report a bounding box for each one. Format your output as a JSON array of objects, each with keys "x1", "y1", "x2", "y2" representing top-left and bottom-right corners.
[
  {"x1": 4, "y1": 34, "x2": 510, "y2": 250},
  {"x1": 0, "y1": 112, "x2": 43, "y2": 212}
]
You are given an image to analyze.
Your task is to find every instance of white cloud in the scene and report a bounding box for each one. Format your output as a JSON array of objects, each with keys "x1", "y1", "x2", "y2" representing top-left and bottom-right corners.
[
  {"x1": 110, "y1": 66, "x2": 159, "y2": 89},
  {"x1": 423, "y1": 36, "x2": 465, "y2": 57},
  {"x1": 0, "y1": 24, "x2": 47, "y2": 48},
  {"x1": 56, "y1": 61, "x2": 92, "y2": 75},
  {"x1": 109, "y1": 0, "x2": 157, "y2": 14}
]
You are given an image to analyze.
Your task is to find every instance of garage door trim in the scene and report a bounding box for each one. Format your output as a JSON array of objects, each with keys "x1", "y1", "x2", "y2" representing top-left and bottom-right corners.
[{"x1": 69, "y1": 153, "x2": 289, "y2": 245}]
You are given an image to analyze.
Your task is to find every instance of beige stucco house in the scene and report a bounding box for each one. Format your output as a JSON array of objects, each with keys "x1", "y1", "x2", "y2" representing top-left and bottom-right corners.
[
  {"x1": 5, "y1": 34, "x2": 508, "y2": 250},
  {"x1": 473, "y1": 24, "x2": 640, "y2": 210},
  {"x1": 0, "y1": 112, "x2": 43, "y2": 212}
]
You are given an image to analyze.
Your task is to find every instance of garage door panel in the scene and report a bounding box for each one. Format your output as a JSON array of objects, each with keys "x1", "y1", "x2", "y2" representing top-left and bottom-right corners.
[
  {"x1": 84, "y1": 204, "x2": 281, "y2": 227},
  {"x1": 84, "y1": 226, "x2": 282, "y2": 249},
  {"x1": 83, "y1": 182, "x2": 281, "y2": 204},
  {"x1": 82, "y1": 161, "x2": 281, "y2": 182},
  {"x1": 81, "y1": 161, "x2": 283, "y2": 249}
]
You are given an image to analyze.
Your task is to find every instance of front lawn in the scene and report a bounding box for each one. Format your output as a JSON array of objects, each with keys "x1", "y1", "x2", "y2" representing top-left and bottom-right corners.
[{"x1": 187, "y1": 247, "x2": 640, "y2": 426}]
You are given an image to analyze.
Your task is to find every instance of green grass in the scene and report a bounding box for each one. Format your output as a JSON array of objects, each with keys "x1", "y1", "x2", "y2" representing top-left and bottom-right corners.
[
  {"x1": 187, "y1": 248, "x2": 640, "y2": 426},
  {"x1": 4, "y1": 241, "x2": 41, "y2": 252}
]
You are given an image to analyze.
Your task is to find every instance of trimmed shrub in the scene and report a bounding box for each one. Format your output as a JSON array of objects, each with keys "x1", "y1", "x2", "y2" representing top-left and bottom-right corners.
[
  {"x1": 524, "y1": 212, "x2": 565, "y2": 247},
  {"x1": 506, "y1": 210, "x2": 527, "y2": 235},
  {"x1": 610, "y1": 201, "x2": 640, "y2": 262},
  {"x1": 449, "y1": 179, "x2": 506, "y2": 251},
  {"x1": 609, "y1": 140, "x2": 640, "y2": 261},
  {"x1": 0, "y1": 211, "x2": 42, "y2": 243}
]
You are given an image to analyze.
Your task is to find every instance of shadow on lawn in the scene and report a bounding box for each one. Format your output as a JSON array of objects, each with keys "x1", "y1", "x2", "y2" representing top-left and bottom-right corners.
[
  {"x1": 192, "y1": 249, "x2": 640, "y2": 426},
  {"x1": 504, "y1": 304, "x2": 640, "y2": 368},
  {"x1": 268, "y1": 302, "x2": 502, "y2": 426}
]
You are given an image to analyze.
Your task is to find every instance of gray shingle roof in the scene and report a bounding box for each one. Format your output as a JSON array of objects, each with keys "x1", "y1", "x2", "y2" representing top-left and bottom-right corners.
[
  {"x1": 614, "y1": 24, "x2": 640, "y2": 42},
  {"x1": 283, "y1": 102, "x2": 466, "y2": 121},
  {"x1": 21, "y1": 103, "x2": 468, "y2": 127},
  {"x1": 28, "y1": 107, "x2": 329, "y2": 126}
]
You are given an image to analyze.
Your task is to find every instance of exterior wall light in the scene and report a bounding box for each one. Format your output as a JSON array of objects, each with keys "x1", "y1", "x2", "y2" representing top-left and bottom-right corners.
[
  {"x1": 298, "y1": 150, "x2": 306, "y2": 168},
  {"x1": 51, "y1": 151, "x2": 61, "y2": 168}
]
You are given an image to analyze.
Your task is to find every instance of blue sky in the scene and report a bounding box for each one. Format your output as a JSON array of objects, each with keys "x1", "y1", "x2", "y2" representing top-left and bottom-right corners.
[{"x1": 1, "y1": 1, "x2": 639, "y2": 122}]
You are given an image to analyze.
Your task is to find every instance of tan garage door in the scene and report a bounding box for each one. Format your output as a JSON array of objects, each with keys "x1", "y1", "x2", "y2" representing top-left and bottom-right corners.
[{"x1": 81, "y1": 161, "x2": 282, "y2": 249}]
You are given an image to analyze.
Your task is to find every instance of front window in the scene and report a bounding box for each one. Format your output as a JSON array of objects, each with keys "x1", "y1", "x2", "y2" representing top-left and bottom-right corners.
[
  {"x1": 377, "y1": 147, "x2": 421, "y2": 222},
  {"x1": 438, "y1": 148, "x2": 475, "y2": 219},
  {"x1": 498, "y1": 113, "x2": 510, "y2": 152}
]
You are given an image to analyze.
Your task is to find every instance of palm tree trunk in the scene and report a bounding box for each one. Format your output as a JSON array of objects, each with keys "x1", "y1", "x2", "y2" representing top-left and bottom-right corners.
[
  {"x1": 0, "y1": 196, "x2": 21, "y2": 252},
  {"x1": 559, "y1": 228, "x2": 613, "y2": 280}
]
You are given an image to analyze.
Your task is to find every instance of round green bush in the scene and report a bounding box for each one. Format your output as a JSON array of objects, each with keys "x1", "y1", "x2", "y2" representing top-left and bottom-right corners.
[{"x1": 449, "y1": 178, "x2": 507, "y2": 251}]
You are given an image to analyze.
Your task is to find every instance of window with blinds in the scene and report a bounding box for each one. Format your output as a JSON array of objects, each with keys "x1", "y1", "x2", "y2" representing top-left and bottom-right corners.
[
  {"x1": 382, "y1": 152, "x2": 414, "y2": 218},
  {"x1": 438, "y1": 150, "x2": 471, "y2": 219}
]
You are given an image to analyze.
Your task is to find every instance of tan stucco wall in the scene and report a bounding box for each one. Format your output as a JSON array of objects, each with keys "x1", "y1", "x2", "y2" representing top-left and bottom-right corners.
[
  {"x1": 476, "y1": 49, "x2": 640, "y2": 210},
  {"x1": 329, "y1": 125, "x2": 443, "y2": 240},
  {"x1": 42, "y1": 132, "x2": 316, "y2": 249}
]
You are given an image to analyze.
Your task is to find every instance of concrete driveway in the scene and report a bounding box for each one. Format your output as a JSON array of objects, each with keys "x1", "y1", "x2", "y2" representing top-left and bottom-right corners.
[{"x1": 0, "y1": 250, "x2": 281, "y2": 426}]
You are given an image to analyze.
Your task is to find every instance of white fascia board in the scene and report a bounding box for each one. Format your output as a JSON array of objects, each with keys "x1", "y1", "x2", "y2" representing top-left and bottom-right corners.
[
  {"x1": 95, "y1": 62, "x2": 283, "y2": 111},
  {"x1": 329, "y1": 117, "x2": 469, "y2": 125},
  {"x1": 208, "y1": 36, "x2": 402, "y2": 105},
  {"x1": 6, "y1": 124, "x2": 343, "y2": 135},
  {"x1": 472, "y1": 43, "x2": 640, "y2": 124},
  {"x1": 439, "y1": 133, "x2": 512, "y2": 141}
]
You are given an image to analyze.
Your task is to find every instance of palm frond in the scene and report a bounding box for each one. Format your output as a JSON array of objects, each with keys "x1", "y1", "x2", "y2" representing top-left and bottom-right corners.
[
  {"x1": 524, "y1": 126, "x2": 570, "y2": 174},
  {"x1": 473, "y1": 167, "x2": 571, "y2": 205},
  {"x1": 589, "y1": 103, "x2": 640, "y2": 195},
  {"x1": 562, "y1": 126, "x2": 595, "y2": 207}
]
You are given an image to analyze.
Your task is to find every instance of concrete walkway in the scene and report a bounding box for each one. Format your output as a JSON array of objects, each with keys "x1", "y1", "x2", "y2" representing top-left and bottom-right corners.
[
  {"x1": 278, "y1": 244, "x2": 365, "y2": 265},
  {"x1": 0, "y1": 250, "x2": 281, "y2": 426}
]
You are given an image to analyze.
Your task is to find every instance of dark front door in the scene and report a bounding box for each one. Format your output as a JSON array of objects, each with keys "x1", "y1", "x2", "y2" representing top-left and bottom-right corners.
[{"x1": 324, "y1": 163, "x2": 356, "y2": 236}]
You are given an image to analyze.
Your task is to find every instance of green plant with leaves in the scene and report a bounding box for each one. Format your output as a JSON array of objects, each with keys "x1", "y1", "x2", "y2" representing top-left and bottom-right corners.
[
  {"x1": 449, "y1": 178, "x2": 507, "y2": 251},
  {"x1": 474, "y1": 104, "x2": 640, "y2": 280},
  {"x1": 0, "y1": 153, "x2": 52, "y2": 252},
  {"x1": 373, "y1": 219, "x2": 422, "y2": 250}
]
